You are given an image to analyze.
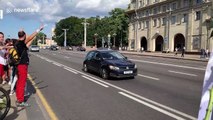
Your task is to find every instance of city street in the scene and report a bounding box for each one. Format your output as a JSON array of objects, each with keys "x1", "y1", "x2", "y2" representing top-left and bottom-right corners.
[{"x1": 28, "y1": 50, "x2": 206, "y2": 120}]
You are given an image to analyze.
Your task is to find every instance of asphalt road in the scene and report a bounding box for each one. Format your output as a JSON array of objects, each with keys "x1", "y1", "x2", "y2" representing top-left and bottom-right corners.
[{"x1": 28, "y1": 49, "x2": 206, "y2": 120}]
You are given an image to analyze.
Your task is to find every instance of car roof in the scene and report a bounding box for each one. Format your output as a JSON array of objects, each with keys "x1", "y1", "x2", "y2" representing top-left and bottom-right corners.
[{"x1": 90, "y1": 49, "x2": 114, "y2": 53}]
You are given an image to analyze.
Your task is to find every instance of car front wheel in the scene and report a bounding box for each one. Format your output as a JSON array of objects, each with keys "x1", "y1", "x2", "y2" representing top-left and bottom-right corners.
[{"x1": 101, "y1": 68, "x2": 109, "y2": 79}]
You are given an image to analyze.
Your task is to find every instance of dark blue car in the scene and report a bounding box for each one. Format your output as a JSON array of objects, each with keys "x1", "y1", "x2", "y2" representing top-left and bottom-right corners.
[{"x1": 83, "y1": 49, "x2": 137, "y2": 79}]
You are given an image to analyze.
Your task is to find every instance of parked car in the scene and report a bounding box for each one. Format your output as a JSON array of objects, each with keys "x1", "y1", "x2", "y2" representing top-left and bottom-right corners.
[
  {"x1": 29, "y1": 45, "x2": 39, "y2": 52},
  {"x1": 77, "y1": 46, "x2": 86, "y2": 51},
  {"x1": 65, "y1": 46, "x2": 73, "y2": 51},
  {"x1": 50, "y1": 45, "x2": 58, "y2": 51},
  {"x1": 83, "y1": 49, "x2": 137, "y2": 79}
]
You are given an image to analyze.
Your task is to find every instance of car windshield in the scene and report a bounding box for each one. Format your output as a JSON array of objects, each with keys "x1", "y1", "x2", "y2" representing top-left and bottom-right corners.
[
  {"x1": 101, "y1": 51, "x2": 125, "y2": 60},
  {"x1": 31, "y1": 45, "x2": 38, "y2": 48}
]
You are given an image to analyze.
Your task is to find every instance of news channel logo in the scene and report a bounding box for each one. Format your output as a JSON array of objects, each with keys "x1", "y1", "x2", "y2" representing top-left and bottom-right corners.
[{"x1": 0, "y1": 10, "x2": 3, "y2": 20}]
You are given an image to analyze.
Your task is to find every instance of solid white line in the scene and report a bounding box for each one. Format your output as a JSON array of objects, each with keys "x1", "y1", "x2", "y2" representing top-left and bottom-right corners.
[
  {"x1": 52, "y1": 62, "x2": 62, "y2": 67},
  {"x1": 64, "y1": 67, "x2": 78, "y2": 74},
  {"x1": 32, "y1": 54, "x2": 196, "y2": 120},
  {"x1": 130, "y1": 59, "x2": 206, "y2": 71},
  {"x1": 82, "y1": 75, "x2": 109, "y2": 88},
  {"x1": 52, "y1": 53, "x2": 56, "y2": 56},
  {"x1": 45, "y1": 59, "x2": 52, "y2": 63},
  {"x1": 119, "y1": 92, "x2": 186, "y2": 120},
  {"x1": 168, "y1": 70, "x2": 197, "y2": 77},
  {"x1": 64, "y1": 66, "x2": 79, "y2": 73},
  {"x1": 138, "y1": 74, "x2": 160, "y2": 81}
]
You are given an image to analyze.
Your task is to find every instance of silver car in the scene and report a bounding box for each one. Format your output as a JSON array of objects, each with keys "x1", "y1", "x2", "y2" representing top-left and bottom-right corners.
[{"x1": 30, "y1": 45, "x2": 40, "y2": 52}]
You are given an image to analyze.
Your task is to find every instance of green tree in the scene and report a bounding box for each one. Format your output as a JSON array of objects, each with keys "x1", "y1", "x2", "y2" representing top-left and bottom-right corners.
[{"x1": 32, "y1": 32, "x2": 47, "y2": 45}]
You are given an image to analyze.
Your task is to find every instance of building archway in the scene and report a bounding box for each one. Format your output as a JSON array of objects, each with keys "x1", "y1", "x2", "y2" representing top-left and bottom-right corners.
[
  {"x1": 174, "y1": 33, "x2": 185, "y2": 51},
  {"x1": 141, "y1": 37, "x2": 147, "y2": 51},
  {"x1": 155, "y1": 35, "x2": 163, "y2": 51}
]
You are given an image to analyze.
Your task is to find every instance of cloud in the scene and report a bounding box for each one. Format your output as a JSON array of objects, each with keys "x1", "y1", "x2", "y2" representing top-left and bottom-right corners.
[{"x1": 0, "y1": 0, "x2": 129, "y2": 23}]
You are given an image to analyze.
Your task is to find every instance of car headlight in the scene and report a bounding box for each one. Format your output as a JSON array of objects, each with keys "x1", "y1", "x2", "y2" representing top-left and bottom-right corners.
[
  {"x1": 134, "y1": 64, "x2": 137, "y2": 69},
  {"x1": 109, "y1": 65, "x2": 120, "y2": 70}
]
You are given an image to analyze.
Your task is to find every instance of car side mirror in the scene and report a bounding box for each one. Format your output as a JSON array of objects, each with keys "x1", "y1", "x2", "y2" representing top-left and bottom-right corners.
[
  {"x1": 95, "y1": 57, "x2": 101, "y2": 61},
  {"x1": 125, "y1": 57, "x2": 128, "y2": 59}
]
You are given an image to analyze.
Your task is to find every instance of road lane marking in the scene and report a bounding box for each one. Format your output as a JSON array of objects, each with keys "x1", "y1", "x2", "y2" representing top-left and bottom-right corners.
[
  {"x1": 64, "y1": 56, "x2": 70, "y2": 59},
  {"x1": 52, "y1": 62, "x2": 62, "y2": 67},
  {"x1": 130, "y1": 59, "x2": 206, "y2": 71},
  {"x1": 28, "y1": 74, "x2": 59, "y2": 120},
  {"x1": 138, "y1": 74, "x2": 160, "y2": 81},
  {"x1": 52, "y1": 53, "x2": 56, "y2": 56},
  {"x1": 64, "y1": 67, "x2": 78, "y2": 74},
  {"x1": 45, "y1": 59, "x2": 53, "y2": 63},
  {"x1": 32, "y1": 53, "x2": 197, "y2": 120},
  {"x1": 82, "y1": 75, "x2": 109, "y2": 88},
  {"x1": 119, "y1": 92, "x2": 186, "y2": 120},
  {"x1": 168, "y1": 70, "x2": 197, "y2": 77}
]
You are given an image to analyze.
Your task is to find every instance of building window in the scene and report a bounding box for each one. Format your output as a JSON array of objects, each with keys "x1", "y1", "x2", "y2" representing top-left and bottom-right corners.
[
  {"x1": 157, "y1": 18, "x2": 161, "y2": 27},
  {"x1": 153, "y1": 19, "x2": 157, "y2": 27},
  {"x1": 145, "y1": 21, "x2": 149, "y2": 28},
  {"x1": 153, "y1": 8, "x2": 157, "y2": 14},
  {"x1": 146, "y1": 10, "x2": 149, "y2": 16},
  {"x1": 142, "y1": 21, "x2": 145, "y2": 29},
  {"x1": 183, "y1": 0, "x2": 189, "y2": 7},
  {"x1": 183, "y1": 14, "x2": 188, "y2": 22},
  {"x1": 196, "y1": 0, "x2": 202, "y2": 4},
  {"x1": 171, "y1": 2, "x2": 177, "y2": 10},
  {"x1": 195, "y1": 11, "x2": 201, "y2": 20},
  {"x1": 162, "y1": 17, "x2": 166, "y2": 26},
  {"x1": 167, "y1": 4, "x2": 170, "y2": 11},
  {"x1": 171, "y1": 16, "x2": 176, "y2": 24},
  {"x1": 153, "y1": 0, "x2": 159, "y2": 3},
  {"x1": 193, "y1": 36, "x2": 201, "y2": 50},
  {"x1": 162, "y1": 5, "x2": 167, "y2": 12}
]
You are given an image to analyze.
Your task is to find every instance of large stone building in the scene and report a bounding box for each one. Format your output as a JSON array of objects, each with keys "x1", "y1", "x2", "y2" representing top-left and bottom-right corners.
[{"x1": 126, "y1": 0, "x2": 213, "y2": 52}]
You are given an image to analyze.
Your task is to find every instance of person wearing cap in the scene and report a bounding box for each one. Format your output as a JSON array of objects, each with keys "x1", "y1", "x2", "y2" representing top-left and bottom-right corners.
[{"x1": 15, "y1": 25, "x2": 44, "y2": 107}]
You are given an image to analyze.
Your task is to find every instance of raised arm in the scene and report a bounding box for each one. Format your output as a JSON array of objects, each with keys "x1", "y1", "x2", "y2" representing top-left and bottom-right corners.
[{"x1": 25, "y1": 25, "x2": 44, "y2": 44}]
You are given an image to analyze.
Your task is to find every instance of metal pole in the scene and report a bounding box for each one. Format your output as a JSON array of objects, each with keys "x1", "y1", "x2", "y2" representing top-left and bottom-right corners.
[
  {"x1": 82, "y1": 19, "x2": 89, "y2": 48},
  {"x1": 62, "y1": 29, "x2": 68, "y2": 47},
  {"x1": 114, "y1": 36, "x2": 115, "y2": 47}
]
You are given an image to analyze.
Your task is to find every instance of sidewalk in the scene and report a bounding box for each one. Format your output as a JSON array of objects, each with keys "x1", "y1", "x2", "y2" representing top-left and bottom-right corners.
[
  {"x1": 120, "y1": 51, "x2": 209, "y2": 62},
  {"x1": 1, "y1": 79, "x2": 49, "y2": 120}
]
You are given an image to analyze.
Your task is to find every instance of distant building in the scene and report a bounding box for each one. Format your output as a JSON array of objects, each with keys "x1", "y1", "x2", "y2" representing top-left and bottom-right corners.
[{"x1": 126, "y1": 0, "x2": 213, "y2": 52}]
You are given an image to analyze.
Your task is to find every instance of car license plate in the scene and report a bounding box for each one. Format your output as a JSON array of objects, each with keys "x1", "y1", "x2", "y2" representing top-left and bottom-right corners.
[{"x1": 124, "y1": 71, "x2": 133, "y2": 74}]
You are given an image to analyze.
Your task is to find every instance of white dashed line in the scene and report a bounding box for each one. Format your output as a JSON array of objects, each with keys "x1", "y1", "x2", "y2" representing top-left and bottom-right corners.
[
  {"x1": 82, "y1": 75, "x2": 109, "y2": 88},
  {"x1": 138, "y1": 74, "x2": 160, "y2": 81},
  {"x1": 168, "y1": 70, "x2": 197, "y2": 77}
]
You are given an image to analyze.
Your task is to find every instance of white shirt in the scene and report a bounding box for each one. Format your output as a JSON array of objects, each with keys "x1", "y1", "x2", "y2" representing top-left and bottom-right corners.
[{"x1": 0, "y1": 49, "x2": 6, "y2": 65}]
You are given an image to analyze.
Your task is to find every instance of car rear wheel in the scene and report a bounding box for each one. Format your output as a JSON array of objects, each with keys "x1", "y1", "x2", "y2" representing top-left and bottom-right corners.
[
  {"x1": 83, "y1": 64, "x2": 88, "y2": 72},
  {"x1": 101, "y1": 68, "x2": 109, "y2": 79}
]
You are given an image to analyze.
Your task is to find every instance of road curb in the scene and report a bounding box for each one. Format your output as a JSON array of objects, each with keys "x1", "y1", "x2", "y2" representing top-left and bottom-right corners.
[{"x1": 121, "y1": 52, "x2": 208, "y2": 62}]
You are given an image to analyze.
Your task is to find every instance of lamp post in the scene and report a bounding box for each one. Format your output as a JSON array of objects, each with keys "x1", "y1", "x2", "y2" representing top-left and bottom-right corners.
[
  {"x1": 108, "y1": 34, "x2": 111, "y2": 49},
  {"x1": 113, "y1": 33, "x2": 117, "y2": 48},
  {"x1": 94, "y1": 33, "x2": 98, "y2": 48}
]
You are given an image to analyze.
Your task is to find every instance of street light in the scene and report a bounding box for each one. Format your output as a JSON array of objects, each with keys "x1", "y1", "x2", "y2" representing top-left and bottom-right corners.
[
  {"x1": 113, "y1": 33, "x2": 117, "y2": 48},
  {"x1": 94, "y1": 33, "x2": 98, "y2": 48},
  {"x1": 108, "y1": 34, "x2": 111, "y2": 48}
]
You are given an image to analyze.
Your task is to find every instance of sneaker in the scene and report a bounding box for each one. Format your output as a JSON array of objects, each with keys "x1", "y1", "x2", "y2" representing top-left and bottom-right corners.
[
  {"x1": 9, "y1": 90, "x2": 15, "y2": 96},
  {"x1": 17, "y1": 102, "x2": 30, "y2": 107},
  {"x1": 8, "y1": 81, "x2": 11, "y2": 85}
]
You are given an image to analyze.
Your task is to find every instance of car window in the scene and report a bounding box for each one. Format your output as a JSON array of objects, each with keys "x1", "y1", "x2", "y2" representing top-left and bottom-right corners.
[
  {"x1": 94, "y1": 52, "x2": 101, "y2": 59},
  {"x1": 86, "y1": 51, "x2": 95, "y2": 60},
  {"x1": 101, "y1": 51, "x2": 125, "y2": 60}
]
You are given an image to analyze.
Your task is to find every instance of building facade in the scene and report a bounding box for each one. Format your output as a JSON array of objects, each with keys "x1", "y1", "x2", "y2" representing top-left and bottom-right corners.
[{"x1": 126, "y1": 0, "x2": 213, "y2": 52}]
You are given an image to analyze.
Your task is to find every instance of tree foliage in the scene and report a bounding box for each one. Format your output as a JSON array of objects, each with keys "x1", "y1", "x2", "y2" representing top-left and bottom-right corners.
[{"x1": 54, "y1": 8, "x2": 129, "y2": 47}]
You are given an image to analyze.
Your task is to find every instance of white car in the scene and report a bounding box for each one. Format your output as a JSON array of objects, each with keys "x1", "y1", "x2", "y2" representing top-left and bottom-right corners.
[{"x1": 30, "y1": 45, "x2": 40, "y2": 52}]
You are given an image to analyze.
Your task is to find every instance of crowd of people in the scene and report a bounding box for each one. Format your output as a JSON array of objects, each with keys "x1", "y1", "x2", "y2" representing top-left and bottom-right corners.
[{"x1": 0, "y1": 25, "x2": 44, "y2": 107}]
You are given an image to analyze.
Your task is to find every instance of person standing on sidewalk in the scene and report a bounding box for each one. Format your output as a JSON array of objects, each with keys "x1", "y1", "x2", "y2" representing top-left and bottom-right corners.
[
  {"x1": 174, "y1": 47, "x2": 178, "y2": 56},
  {"x1": 181, "y1": 47, "x2": 185, "y2": 57},
  {"x1": 15, "y1": 25, "x2": 44, "y2": 107}
]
